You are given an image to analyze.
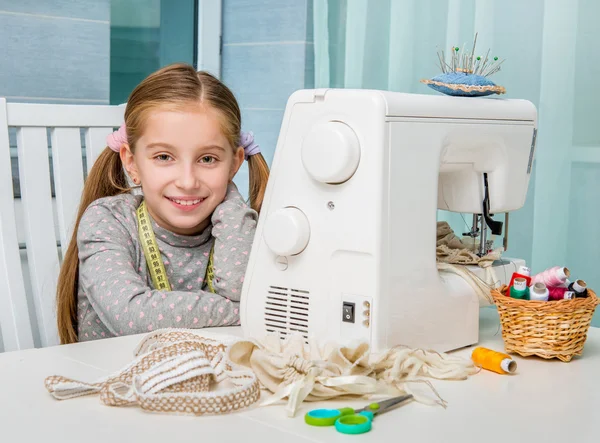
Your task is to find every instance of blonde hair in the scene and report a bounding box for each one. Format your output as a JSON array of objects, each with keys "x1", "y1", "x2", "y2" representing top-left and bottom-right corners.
[{"x1": 56, "y1": 63, "x2": 270, "y2": 344}]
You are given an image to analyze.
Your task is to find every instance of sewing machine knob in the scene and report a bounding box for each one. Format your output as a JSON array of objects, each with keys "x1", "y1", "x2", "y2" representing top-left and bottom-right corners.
[
  {"x1": 263, "y1": 207, "x2": 310, "y2": 256},
  {"x1": 301, "y1": 121, "x2": 360, "y2": 184}
]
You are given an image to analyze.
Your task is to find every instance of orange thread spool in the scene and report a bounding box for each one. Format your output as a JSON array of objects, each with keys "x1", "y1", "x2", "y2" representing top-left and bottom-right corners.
[{"x1": 472, "y1": 347, "x2": 517, "y2": 375}]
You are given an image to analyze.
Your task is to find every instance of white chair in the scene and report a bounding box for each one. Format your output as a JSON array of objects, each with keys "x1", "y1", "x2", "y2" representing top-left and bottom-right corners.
[{"x1": 0, "y1": 98, "x2": 125, "y2": 352}]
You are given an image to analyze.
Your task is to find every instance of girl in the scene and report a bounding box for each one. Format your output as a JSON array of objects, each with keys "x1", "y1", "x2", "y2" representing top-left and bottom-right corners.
[{"x1": 56, "y1": 63, "x2": 270, "y2": 344}]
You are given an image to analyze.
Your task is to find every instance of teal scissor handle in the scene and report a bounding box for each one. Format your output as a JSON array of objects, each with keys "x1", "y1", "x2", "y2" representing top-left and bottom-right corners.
[
  {"x1": 305, "y1": 407, "x2": 355, "y2": 426},
  {"x1": 335, "y1": 411, "x2": 374, "y2": 435}
]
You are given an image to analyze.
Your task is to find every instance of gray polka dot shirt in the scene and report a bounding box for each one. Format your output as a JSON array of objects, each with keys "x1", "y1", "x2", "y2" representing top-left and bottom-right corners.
[{"x1": 76, "y1": 184, "x2": 257, "y2": 341}]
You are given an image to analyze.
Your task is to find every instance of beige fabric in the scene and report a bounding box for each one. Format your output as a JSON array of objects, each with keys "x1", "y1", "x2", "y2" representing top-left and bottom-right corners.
[
  {"x1": 436, "y1": 221, "x2": 502, "y2": 303},
  {"x1": 437, "y1": 243, "x2": 501, "y2": 267},
  {"x1": 436, "y1": 221, "x2": 501, "y2": 267},
  {"x1": 229, "y1": 333, "x2": 478, "y2": 417},
  {"x1": 436, "y1": 221, "x2": 467, "y2": 250},
  {"x1": 45, "y1": 329, "x2": 260, "y2": 416}
]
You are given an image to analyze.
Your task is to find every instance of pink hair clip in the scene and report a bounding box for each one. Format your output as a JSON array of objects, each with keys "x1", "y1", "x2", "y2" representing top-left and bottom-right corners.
[{"x1": 107, "y1": 124, "x2": 128, "y2": 152}]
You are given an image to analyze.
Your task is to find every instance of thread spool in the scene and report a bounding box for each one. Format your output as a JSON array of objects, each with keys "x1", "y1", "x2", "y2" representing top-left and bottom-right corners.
[
  {"x1": 508, "y1": 266, "x2": 532, "y2": 290},
  {"x1": 472, "y1": 347, "x2": 517, "y2": 375},
  {"x1": 531, "y1": 266, "x2": 570, "y2": 287},
  {"x1": 510, "y1": 277, "x2": 529, "y2": 300},
  {"x1": 529, "y1": 282, "x2": 549, "y2": 301},
  {"x1": 564, "y1": 291, "x2": 576, "y2": 300},
  {"x1": 568, "y1": 279, "x2": 588, "y2": 298},
  {"x1": 548, "y1": 286, "x2": 568, "y2": 301}
]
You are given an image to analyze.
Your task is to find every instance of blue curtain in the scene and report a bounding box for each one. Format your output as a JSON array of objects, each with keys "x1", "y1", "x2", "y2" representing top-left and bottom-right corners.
[{"x1": 313, "y1": 0, "x2": 599, "y2": 325}]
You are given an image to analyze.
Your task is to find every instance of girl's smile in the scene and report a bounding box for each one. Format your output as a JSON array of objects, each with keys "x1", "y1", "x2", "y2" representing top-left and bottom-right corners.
[{"x1": 166, "y1": 196, "x2": 206, "y2": 212}]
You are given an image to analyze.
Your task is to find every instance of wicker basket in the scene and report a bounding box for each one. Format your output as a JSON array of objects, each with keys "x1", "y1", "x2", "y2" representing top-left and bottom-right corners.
[{"x1": 492, "y1": 286, "x2": 599, "y2": 362}]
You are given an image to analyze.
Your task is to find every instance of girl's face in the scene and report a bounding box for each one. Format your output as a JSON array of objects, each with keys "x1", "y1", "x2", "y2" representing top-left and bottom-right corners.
[{"x1": 122, "y1": 105, "x2": 244, "y2": 235}]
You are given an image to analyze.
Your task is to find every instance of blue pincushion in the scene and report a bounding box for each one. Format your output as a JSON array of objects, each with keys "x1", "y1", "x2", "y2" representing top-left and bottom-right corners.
[
  {"x1": 422, "y1": 72, "x2": 504, "y2": 97},
  {"x1": 420, "y1": 34, "x2": 506, "y2": 97}
]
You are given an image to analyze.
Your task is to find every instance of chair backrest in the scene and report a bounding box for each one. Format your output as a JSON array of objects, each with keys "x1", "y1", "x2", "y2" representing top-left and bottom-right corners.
[{"x1": 0, "y1": 98, "x2": 124, "y2": 351}]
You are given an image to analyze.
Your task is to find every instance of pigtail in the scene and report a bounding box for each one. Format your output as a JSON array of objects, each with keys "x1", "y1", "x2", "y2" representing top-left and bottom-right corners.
[
  {"x1": 247, "y1": 152, "x2": 270, "y2": 214},
  {"x1": 56, "y1": 148, "x2": 130, "y2": 344}
]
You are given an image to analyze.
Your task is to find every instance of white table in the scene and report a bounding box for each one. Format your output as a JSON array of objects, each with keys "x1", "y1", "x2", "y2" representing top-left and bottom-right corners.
[{"x1": 1, "y1": 308, "x2": 598, "y2": 443}]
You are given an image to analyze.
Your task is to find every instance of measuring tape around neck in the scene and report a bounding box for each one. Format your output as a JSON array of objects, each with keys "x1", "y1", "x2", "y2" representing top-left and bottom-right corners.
[
  {"x1": 137, "y1": 200, "x2": 172, "y2": 291},
  {"x1": 205, "y1": 244, "x2": 216, "y2": 293},
  {"x1": 136, "y1": 200, "x2": 216, "y2": 293}
]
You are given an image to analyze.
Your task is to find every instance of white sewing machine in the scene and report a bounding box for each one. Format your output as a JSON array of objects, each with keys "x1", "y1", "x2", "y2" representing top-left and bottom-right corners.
[{"x1": 240, "y1": 89, "x2": 537, "y2": 353}]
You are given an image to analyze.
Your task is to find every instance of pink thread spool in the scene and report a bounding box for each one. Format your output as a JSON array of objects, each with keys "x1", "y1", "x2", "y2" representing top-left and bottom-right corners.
[
  {"x1": 548, "y1": 286, "x2": 568, "y2": 301},
  {"x1": 548, "y1": 288, "x2": 576, "y2": 301},
  {"x1": 531, "y1": 266, "x2": 570, "y2": 287}
]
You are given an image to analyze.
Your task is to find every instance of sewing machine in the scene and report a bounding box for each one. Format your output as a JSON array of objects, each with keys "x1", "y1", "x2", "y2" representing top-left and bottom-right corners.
[{"x1": 240, "y1": 89, "x2": 537, "y2": 353}]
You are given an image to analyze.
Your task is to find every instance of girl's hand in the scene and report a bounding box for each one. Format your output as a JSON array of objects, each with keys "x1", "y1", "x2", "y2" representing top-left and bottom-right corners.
[{"x1": 209, "y1": 184, "x2": 258, "y2": 301}]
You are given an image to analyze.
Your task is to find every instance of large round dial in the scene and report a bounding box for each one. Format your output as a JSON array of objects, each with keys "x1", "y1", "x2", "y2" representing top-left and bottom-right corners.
[
  {"x1": 263, "y1": 207, "x2": 310, "y2": 256},
  {"x1": 301, "y1": 121, "x2": 360, "y2": 184}
]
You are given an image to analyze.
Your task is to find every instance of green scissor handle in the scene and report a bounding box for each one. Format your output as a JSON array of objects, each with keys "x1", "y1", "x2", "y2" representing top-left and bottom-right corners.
[{"x1": 305, "y1": 407, "x2": 355, "y2": 426}]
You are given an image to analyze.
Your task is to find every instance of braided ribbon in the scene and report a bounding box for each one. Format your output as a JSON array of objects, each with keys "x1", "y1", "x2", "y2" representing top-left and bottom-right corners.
[{"x1": 44, "y1": 330, "x2": 260, "y2": 416}]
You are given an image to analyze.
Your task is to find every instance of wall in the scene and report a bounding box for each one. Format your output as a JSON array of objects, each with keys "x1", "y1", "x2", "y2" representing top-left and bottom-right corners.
[
  {"x1": 0, "y1": 0, "x2": 110, "y2": 105},
  {"x1": 221, "y1": 0, "x2": 314, "y2": 199}
]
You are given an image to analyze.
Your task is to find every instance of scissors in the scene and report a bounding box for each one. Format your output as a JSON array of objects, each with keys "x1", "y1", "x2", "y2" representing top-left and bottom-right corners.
[{"x1": 304, "y1": 394, "x2": 413, "y2": 434}]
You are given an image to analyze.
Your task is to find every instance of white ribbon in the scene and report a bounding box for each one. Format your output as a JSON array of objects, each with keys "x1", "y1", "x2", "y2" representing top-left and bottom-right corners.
[
  {"x1": 437, "y1": 262, "x2": 494, "y2": 305},
  {"x1": 261, "y1": 372, "x2": 392, "y2": 417}
]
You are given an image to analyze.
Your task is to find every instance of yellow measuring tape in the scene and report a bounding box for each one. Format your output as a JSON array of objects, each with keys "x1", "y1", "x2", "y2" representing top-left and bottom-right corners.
[
  {"x1": 205, "y1": 244, "x2": 216, "y2": 293},
  {"x1": 136, "y1": 200, "x2": 216, "y2": 293},
  {"x1": 137, "y1": 200, "x2": 172, "y2": 291}
]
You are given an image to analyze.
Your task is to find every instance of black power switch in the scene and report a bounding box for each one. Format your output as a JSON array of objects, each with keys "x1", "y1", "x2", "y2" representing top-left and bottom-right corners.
[{"x1": 342, "y1": 302, "x2": 355, "y2": 323}]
